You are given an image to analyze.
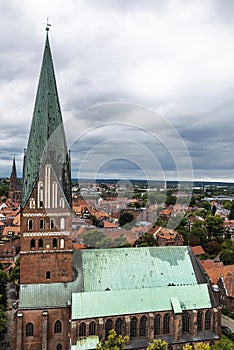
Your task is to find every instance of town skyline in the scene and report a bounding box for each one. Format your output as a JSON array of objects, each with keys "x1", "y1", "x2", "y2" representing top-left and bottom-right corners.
[{"x1": 1, "y1": 1, "x2": 234, "y2": 182}]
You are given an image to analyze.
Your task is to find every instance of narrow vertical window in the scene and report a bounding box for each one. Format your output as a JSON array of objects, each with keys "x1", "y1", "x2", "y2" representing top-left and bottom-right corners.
[
  {"x1": 89, "y1": 321, "x2": 96, "y2": 336},
  {"x1": 115, "y1": 318, "x2": 123, "y2": 336},
  {"x1": 39, "y1": 218, "x2": 44, "y2": 230},
  {"x1": 197, "y1": 311, "x2": 203, "y2": 331},
  {"x1": 30, "y1": 239, "x2": 35, "y2": 249},
  {"x1": 140, "y1": 316, "x2": 147, "y2": 337},
  {"x1": 54, "y1": 320, "x2": 62, "y2": 333},
  {"x1": 154, "y1": 314, "x2": 161, "y2": 336},
  {"x1": 105, "y1": 319, "x2": 113, "y2": 339},
  {"x1": 46, "y1": 271, "x2": 50, "y2": 280},
  {"x1": 28, "y1": 219, "x2": 33, "y2": 231},
  {"x1": 53, "y1": 238, "x2": 58, "y2": 248},
  {"x1": 50, "y1": 218, "x2": 55, "y2": 230},
  {"x1": 79, "y1": 322, "x2": 86, "y2": 337},
  {"x1": 60, "y1": 218, "x2": 65, "y2": 230},
  {"x1": 205, "y1": 310, "x2": 211, "y2": 330},
  {"x1": 130, "y1": 317, "x2": 137, "y2": 338},
  {"x1": 38, "y1": 238, "x2": 43, "y2": 249},
  {"x1": 26, "y1": 323, "x2": 34, "y2": 337},
  {"x1": 163, "y1": 313, "x2": 170, "y2": 334},
  {"x1": 182, "y1": 312, "x2": 190, "y2": 333},
  {"x1": 60, "y1": 238, "x2": 65, "y2": 249}
]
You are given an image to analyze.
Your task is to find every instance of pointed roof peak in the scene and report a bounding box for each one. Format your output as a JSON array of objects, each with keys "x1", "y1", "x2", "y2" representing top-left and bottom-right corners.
[
  {"x1": 22, "y1": 32, "x2": 72, "y2": 208},
  {"x1": 45, "y1": 17, "x2": 51, "y2": 32}
]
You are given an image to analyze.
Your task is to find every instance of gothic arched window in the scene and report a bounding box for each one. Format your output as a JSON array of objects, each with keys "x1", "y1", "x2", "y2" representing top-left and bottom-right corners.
[
  {"x1": 54, "y1": 320, "x2": 62, "y2": 333},
  {"x1": 182, "y1": 312, "x2": 190, "y2": 333},
  {"x1": 26, "y1": 322, "x2": 34, "y2": 337},
  {"x1": 115, "y1": 318, "x2": 123, "y2": 336},
  {"x1": 53, "y1": 238, "x2": 58, "y2": 248},
  {"x1": 89, "y1": 321, "x2": 96, "y2": 336},
  {"x1": 205, "y1": 310, "x2": 211, "y2": 330},
  {"x1": 30, "y1": 239, "x2": 35, "y2": 249},
  {"x1": 79, "y1": 322, "x2": 86, "y2": 337},
  {"x1": 197, "y1": 311, "x2": 203, "y2": 331},
  {"x1": 154, "y1": 314, "x2": 161, "y2": 335},
  {"x1": 38, "y1": 238, "x2": 43, "y2": 249},
  {"x1": 60, "y1": 238, "x2": 65, "y2": 249},
  {"x1": 140, "y1": 316, "x2": 147, "y2": 337},
  {"x1": 163, "y1": 313, "x2": 170, "y2": 334},
  {"x1": 57, "y1": 344, "x2": 62, "y2": 350},
  {"x1": 39, "y1": 218, "x2": 44, "y2": 230},
  {"x1": 50, "y1": 218, "x2": 55, "y2": 230},
  {"x1": 105, "y1": 319, "x2": 113, "y2": 339},
  {"x1": 130, "y1": 317, "x2": 137, "y2": 338},
  {"x1": 28, "y1": 219, "x2": 33, "y2": 231}
]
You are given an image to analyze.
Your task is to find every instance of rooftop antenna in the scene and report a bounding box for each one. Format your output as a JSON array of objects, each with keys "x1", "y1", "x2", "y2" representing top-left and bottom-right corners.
[{"x1": 45, "y1": 17, "x2": 51, "y2": 31}]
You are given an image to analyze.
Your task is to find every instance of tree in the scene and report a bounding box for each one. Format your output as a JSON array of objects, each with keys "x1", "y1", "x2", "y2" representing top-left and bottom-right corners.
[
  {"x1": 119, "y1": 212, "x2": 134, "y2": 227},
  {"x1": 205, "y1": 241, "x2": 222, "y2": 256},
  {"x1": 202, "y1": 201, "x2": 211, "y2": 212},
  {"x1": 0, "y1": 270, "x2": 8, "y2": 309},
  {"x1": 0, "y1": 306, "x2": 7, "y2": 341},
  {"x1": 96, "y1": 329, "x2": 128, "y2": 350},
  {"x1": 147, "y1": 339, "x2": 168, "y2": 350},
  {"x1": 197, "y1": 344, "x2": 211, "y2": 350},
  {"x1": 190, "y1": 220, "x2": 208, "y2": 245},
  {"x1": 9, "y1": 258, "x2": 20, "y2": 296},
  {"x1": 205, "y1": 215, "x2": 224, "y2": 238},
  {"x1": 220, "y1": 249, "x2": 234, "y2": 265},
  {"x1": 80, "y1": 230, "x2": 106, "y2": 248},
  {"x1": 211, "y1": 337, "x2": 234, "y2": 350}
]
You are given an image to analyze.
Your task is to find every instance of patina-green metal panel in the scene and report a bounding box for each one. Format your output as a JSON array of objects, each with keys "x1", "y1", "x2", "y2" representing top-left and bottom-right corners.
[
  {"x1": 170, "y1": 296, "x2": 182, "y2": 314},
  {"x1": 71, "y1": 284, "x2": 211, "y2": 319},
  {"x1": 21, "y1": 33, "x2": 71, "y2": 208},
  {"x1": 81, "y1": 246, "x2": 197, "y2": 292}
]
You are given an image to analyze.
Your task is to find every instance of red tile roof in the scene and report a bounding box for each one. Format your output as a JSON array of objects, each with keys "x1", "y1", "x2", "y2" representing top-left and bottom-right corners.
[{"x1": 191, "y1": 245, "x2": 205, "y2": 256}]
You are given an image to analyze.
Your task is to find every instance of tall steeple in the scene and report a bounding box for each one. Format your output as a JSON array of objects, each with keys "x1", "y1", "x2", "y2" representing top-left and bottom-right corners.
[
  {"x1": 10, "y1": 156, "x2": 17, "y2": 189},
  {"x1": 20, "y1": 29, "x2": 73, "y2": 285},
  {"x1": 9, "y1": 156, "x2": 21, "y2": 201},
  {"x1": 22, "y1": 30, "x2": 71, "y2": 208}
]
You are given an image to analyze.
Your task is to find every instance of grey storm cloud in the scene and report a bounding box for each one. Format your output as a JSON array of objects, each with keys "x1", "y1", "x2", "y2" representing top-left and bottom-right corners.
[{"x1": 0, "y1": 0, "x2": 234, "y2": 182}]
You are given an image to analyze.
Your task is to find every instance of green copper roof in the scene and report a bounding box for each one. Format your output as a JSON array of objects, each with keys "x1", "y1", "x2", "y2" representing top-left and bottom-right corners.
[
  {"x1": 71, "y1": 284, "x2": 211, "y2": 319},
  {"x1": 18, "y1": 247, "x2": 209, "y2": 311},
  {"x1": 21, "y1": 32, "x2": 71, "y2": 208},
  {"x1": 81, "y1": 246, "x2": 197, "y2": 292}
]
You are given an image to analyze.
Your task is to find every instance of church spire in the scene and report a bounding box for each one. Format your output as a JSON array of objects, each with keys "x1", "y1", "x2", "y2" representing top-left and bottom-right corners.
[{"x1": 22, "y1": 31, "x2": 71, "y2": 208}]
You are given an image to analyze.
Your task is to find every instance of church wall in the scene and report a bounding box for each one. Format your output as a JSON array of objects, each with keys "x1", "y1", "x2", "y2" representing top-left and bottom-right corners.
[
  {"x1": 12, "y1": 307, "x2": 70, "y2": 350},
  {"x1": 71, "y1": 308, "x2": 220, "y2": 348}
]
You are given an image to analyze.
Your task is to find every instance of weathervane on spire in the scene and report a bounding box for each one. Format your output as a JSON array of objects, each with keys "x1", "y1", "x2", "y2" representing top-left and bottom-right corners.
[{"x1": 45, "y1": 17, "x2": 51, "y2": 31}]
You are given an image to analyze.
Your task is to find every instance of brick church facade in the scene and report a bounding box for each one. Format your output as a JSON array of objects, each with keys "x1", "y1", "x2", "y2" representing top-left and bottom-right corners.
[{"x1": 12, "y1": 30, "x2": 221, "y2": 350}]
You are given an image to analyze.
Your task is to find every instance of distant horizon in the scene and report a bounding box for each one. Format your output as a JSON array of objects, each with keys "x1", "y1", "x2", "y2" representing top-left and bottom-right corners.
[{"x1": 2, "y1": 176, "x2": 234, "y2": 186}]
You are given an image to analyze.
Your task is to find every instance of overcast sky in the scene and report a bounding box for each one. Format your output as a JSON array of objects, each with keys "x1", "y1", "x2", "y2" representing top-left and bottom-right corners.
[{"x1": 1, "y1": 0, "x2": 234, "y2": 183}]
